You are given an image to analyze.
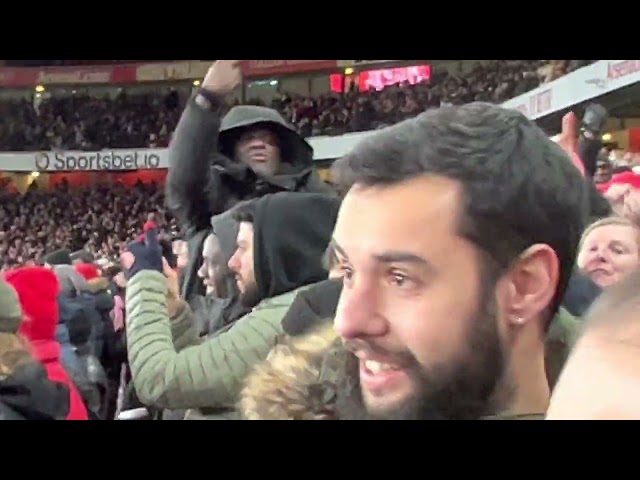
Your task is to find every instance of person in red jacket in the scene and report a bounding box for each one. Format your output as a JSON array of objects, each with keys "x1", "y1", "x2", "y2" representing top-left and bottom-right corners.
[{"x1": 3, "y1": 267, "x2": 89, "y2": 420}]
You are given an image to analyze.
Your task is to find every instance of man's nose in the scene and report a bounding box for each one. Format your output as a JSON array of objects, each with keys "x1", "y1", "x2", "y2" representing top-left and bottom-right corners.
[
  {"x1": 197, "y1": 263, "x2": 206, "y2": 279},
  {"x1": 228, "y1": 250, "x2": 239, "y2": 272},
  {"x1": 593, "y1": 247, "x2": 609, "y2": 262},
  {"x1": 248, "y1": 137, "x2": 267, "y2": 149},
  {"x1": 334, "y1": 280, "x2": 388, "y2": 341}
]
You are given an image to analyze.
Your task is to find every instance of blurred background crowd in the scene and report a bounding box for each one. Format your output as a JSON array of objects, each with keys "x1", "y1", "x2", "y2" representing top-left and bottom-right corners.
[
  {"x1": 0, "y1": 60, "x2": 594, "y2": 151},
  {"x1": 0, "y1": 181, "x2": 174, "y2": 273},
  {"x1": 0, "y1": 59, "x2": 610, "y2": 272}
]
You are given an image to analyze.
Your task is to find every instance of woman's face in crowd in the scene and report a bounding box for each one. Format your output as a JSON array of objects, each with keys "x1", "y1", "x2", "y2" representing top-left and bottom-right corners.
[{"x1": 578, "y1": 224, "x2": 640, "y2": 288}]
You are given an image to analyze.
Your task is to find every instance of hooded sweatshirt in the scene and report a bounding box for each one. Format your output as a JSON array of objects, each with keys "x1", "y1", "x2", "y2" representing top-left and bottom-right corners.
[
  {"x1": 124, "y1": 192, "x2": 339, "y2": 418},
  {"x1": 167, "y1": 91, "x2": 334, "y2": 303},
  {"x1": 4, "y1": 267, "x2": 88, "y2": 420},
  {"x1": 281, "y1": 279, "x2": 343, "y2": 337},
  {"x1": 251, "y1": 192, "x2": 340, "y2": 304}
]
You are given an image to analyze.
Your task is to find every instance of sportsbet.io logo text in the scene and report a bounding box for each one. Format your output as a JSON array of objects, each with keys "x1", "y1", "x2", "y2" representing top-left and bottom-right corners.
[{"x1": 34, "y1": 151, "x2": 161, "y2": 172}]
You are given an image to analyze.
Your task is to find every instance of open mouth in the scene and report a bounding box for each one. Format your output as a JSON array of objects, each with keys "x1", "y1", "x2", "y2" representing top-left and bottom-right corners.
[{"x1": 358, "y1": 357, "x2": 407, "y2": 395}]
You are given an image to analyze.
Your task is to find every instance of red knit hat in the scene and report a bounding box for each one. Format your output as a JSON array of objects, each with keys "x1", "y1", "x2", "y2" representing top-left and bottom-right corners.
[
  {"x1": 135, "y1": 220, "x2": 158, "y2": 243},
  {"x1": 3, "y1": 266, "x2": 60, "y2": 342},
  {"x1": 75, "y1": 263, "x2": 100, "y2": 281},
  {"x1": 597, "y1": 170, "x2": 640, "y2": 194}
]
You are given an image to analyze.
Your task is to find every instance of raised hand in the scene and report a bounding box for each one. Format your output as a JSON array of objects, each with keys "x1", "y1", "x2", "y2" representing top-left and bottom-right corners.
[
  {"x1": 202, "y1": 60, "x2": 242, "y2": 95},
  {"x1": 121, "y1": 226, "x2": 163, "y2": 280}
]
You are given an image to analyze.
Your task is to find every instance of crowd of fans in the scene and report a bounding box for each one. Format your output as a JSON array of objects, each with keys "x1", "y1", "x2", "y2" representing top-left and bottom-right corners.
[
  {"x1": 270, "y1": 60, "x2": 595, "y2": 137},
  {"x1": 0, "y1": 60, "x2": 594, "y2": 151},
  {"x1": 0, "y1": 181, "x2": 174, "y2": 273},
  {"x1": 2, "y1": 59, "x2": 640, "y2": 423},
  {"x1": 0, "y1": 91, "x2": 181, "y2": 152}
]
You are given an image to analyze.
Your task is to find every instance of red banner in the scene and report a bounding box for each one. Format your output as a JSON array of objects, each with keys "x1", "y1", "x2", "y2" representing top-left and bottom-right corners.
[
  {"x1": 0, "y1": 64, "x2": 137, "y2": 88},
  {"x1": 0, "y1": 60, "x2": 339, "y2": 87},
  {"x1": 240, "y1": 60, "x2": 338, "y2": 78}
]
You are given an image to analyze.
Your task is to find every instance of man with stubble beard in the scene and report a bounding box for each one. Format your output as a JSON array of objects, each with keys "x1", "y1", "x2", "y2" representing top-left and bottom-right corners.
[{"x1": 329, "y1": 102, "x2": 591, "y2": 420}]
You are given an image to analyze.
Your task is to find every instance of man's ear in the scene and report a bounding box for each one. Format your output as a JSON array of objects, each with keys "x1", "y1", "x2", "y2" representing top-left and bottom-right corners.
[{"x1": 500, "y1": 244, "x2": 559, "y2": 328}]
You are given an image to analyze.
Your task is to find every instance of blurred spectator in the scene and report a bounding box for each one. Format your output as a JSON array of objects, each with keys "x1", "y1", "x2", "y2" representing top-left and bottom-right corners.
[
  {"x1": 4, "y1": 266, "x2": 89, "y2": 420},
  {"x1": 0, "y1": 276, "x2": 71, "y2": 420}
]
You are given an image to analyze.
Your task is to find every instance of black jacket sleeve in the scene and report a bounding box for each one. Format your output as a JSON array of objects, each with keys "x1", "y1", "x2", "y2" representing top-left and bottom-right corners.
[{"x1": 166, "y1": 93, "x2": 228, "y2": 237}]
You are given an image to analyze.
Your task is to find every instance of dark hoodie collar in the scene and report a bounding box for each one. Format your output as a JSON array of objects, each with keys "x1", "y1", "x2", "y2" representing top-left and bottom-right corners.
[
  {"x1": 252, "y1": 192, "x2": 340, "y2": 303},
  {"x1": 215, "y1": 155, "x2": 314, "y2": 192},
  {"x1": 0, "y1": 362, "x2": 70, "y2": 420},
  {"x1": 281, "y1": 279, "x2": 343, "y2": 337}
]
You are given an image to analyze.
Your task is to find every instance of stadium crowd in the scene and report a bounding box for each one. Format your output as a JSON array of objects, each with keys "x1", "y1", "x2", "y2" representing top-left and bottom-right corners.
[
  {"x1": 0, "y1": 60, "x2": 594, "y2": 151},
  {"x1": 0, "y1": 181, "x2": 174, "y2": 273},
  {"x1": 3, "y1": 59, "x2": 640, "y2": 422}
]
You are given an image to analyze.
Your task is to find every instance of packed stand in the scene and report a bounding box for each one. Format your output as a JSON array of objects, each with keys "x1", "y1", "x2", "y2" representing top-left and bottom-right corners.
[
  {"x1": 0, "y1": 180, "x2": 176, "y2": 273},
  {"x1": 260, "y1": 60, "x2": 595, "y2": 136},
  {"x1": 0, "y1": 90, "x2": 181, "y2": 152},
  {"x1": 4, "y1": 59, "x2": 638, "y2": 422},
  {"x1": 0, "y1": 60, "x2": 594, "y2": 151}
]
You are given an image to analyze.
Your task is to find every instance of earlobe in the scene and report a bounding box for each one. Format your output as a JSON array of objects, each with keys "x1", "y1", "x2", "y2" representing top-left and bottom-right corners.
[
  {"x1": 509, "y1": 244, "x2": 559, "y2": 323},
  {"x1": 499, "y1": 277, "x2": 527, "y2": 324}
]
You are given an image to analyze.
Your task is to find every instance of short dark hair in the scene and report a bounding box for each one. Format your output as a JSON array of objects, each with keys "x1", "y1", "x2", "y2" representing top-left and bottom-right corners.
[
  {"x1": 72, "y1": 250, "x2": 95, "y2": 264},
  {"x1": 322, "y1": 244, "x2": 339, "y2": 271},
  {"x1": 333, "y1": 102, "x2": 591, "y2": 320},
  {"x1": 232, "y1": 200, "x2": 257, "y2": 225}
]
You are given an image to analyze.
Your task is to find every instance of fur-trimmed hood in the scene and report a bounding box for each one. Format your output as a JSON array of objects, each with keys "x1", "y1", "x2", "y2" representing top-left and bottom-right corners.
[
  {"x1": 239, "y1": 308, "x2": 580, "y2": 420},
  {"x1": 239, "y1": 322, "x2": 344, "y2": 420}
]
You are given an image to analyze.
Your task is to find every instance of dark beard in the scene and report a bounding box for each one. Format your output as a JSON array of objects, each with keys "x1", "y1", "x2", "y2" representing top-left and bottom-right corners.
[
  {"x1": 334, "y1": 286, "x2": 507, "y2": 420},
  {"x1": 240, "y1": 281, "x2": 262, "y2": 309}
]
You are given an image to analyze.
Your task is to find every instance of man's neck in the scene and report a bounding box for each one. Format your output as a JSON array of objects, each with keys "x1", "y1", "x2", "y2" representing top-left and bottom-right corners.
[{"x1": 492, "y1": 324, "x2": 550, "y2": 418}]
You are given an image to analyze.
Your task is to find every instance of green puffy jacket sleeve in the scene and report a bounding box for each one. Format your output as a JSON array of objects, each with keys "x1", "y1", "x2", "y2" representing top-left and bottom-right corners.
[
  {"x1": 125, "y1": 270, "x2": 289, "y2": 410},
  {"x1": 545, "y1": 307, "x2": 582, "y2": 389},
  {"x1": 169, "y1": 301, "x2": 201, "y2": 352}
]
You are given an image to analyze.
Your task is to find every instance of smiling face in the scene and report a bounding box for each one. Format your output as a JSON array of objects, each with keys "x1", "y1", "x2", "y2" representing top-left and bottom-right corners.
[
  {"x1": 332, "y1": 175, "x2": 507, "y2": 420},
  {"x1": 197, "y1": 234, "x2": 223, "y2": 296}
]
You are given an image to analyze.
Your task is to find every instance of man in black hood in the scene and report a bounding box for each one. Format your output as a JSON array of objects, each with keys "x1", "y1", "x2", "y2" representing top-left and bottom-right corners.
[
  {"x1": 167, "y1": 60, "x2": 334, "y2": 303},
  {"x1": 121, "y1": 192, "x2": 339, "y2": 419}
]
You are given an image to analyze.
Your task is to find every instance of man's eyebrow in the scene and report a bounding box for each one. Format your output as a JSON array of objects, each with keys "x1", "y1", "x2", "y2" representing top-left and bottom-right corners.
[
  {"x1": 330, "y1": 240, "x2": 434, "y2": 270},
  {"x1": 374, "y1": 251, "x2": 432, "y2": 268}
]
